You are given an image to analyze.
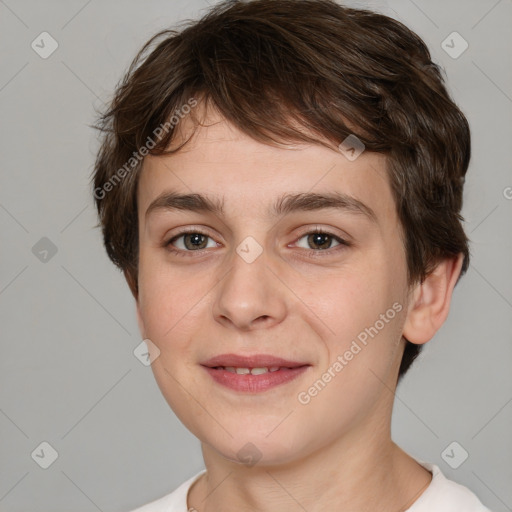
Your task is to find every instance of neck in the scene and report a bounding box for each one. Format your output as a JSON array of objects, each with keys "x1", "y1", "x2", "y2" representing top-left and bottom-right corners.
[{"x1": 188, "y1": 419, "x2": 431, "y2": 512}]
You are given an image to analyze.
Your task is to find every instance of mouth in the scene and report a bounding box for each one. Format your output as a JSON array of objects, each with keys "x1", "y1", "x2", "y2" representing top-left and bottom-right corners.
[
  {"x1": 209, "y1": 365, "x2": 287, "y2": 375},
  {"x1": 201, "y1": 354, "x2": 311, "y2": 393}
]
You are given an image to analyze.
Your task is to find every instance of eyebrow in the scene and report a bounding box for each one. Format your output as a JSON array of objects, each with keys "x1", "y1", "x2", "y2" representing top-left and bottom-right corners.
[
  {"x1": 273, "y1": 192, "x2": 377, "y2": 222},
  {"x1": 145, "y1": 191, "x2": 377, "y2": 223},
  {"x1": 145, "y1": 192, "x2": 224, "y2": 219}
]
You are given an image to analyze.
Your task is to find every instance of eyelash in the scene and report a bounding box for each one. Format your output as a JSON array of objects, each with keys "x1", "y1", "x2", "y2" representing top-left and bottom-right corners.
[{"x1": 163, "y1": 227, "x2": 351, "y2": 258}]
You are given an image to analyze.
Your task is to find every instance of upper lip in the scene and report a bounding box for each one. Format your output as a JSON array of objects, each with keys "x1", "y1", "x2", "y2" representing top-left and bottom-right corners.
[{"x1": 201, "y1": 353, "x2": 309, "y2": 368}]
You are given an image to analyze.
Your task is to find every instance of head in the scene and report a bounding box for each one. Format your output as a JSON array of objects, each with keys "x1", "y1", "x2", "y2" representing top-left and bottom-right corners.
[{"x1": 92, "y1": 0, "x2": 470, "y2": 465}]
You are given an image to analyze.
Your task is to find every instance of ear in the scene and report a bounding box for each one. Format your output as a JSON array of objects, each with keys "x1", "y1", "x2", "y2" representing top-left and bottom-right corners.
[
  {"x1": 402, "y1": 254, "x2": 464, "y2": 345},
  {"x1": 123, "y1": 269, "x2": 146, "y2": 338}
]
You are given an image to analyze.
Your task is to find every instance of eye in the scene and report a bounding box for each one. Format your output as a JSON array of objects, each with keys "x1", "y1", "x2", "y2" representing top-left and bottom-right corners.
[
  {"x1": 295, "y1": 230, "x2": 347, "y2": 251},
  {"x1": 168, "y1": 231, "x2": 217, "y2": 251}
]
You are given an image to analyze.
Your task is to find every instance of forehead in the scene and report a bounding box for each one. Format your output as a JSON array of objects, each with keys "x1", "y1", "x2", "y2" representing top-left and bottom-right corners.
[{"x1": 137, "y1": 107, "x2": 396, "y2": 225}]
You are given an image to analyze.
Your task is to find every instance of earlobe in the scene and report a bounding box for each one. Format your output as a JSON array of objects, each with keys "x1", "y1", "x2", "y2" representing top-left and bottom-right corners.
[{"x1": 402, "y1": 254, "x2": 464, "y2": 345}]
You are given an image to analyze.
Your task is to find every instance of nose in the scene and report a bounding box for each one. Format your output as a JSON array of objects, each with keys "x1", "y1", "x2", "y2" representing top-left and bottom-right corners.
[{"x1": 212, "y1": 247, "x2": 287, "y2": 331}]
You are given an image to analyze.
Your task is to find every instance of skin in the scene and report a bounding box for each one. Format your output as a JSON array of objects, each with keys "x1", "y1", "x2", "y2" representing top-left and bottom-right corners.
[{"x1": 130, "y1": 103, "x2": 463, "y2": 512}]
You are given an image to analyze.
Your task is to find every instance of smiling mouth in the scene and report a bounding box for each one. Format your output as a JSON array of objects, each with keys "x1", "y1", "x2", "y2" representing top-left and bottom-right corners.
[
  {"x1": 201, "y1": 353, "x2": 309, "y2": 369},
  {"x1": 211, "y1": 366, "x2": 288, "y2": 375},
  {"x1": 201, "y1": 355, "x2": 311, "y2": 392}
]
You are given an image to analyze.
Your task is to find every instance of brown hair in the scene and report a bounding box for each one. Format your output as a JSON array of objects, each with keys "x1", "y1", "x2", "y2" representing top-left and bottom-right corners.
[{"x1": 91, "y1": 0, "x2": 471, "y2": 379}]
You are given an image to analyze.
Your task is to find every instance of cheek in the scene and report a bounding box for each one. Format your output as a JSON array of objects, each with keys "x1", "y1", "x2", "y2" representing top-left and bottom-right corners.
[
  {"x1": 296, "y1": 292, "x2": 406, "y2": 438},
  {"x1": 309, "y1": 252, "x2": 406, "y2": 374},
  {"x1": 137, "y1": 262, "x2": 209, "y2": 423},
  {"x1": 310, "y1": 264, "x2": 390, "y2": 336},
  {"x1": 137, "y1": 253, "x2": 208, "y2": 342}
]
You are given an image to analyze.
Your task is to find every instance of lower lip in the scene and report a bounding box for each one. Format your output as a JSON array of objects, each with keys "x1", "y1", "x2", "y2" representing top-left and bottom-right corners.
[{"x1": 202, "y1": 366, "x2": 310, "y2": 392}]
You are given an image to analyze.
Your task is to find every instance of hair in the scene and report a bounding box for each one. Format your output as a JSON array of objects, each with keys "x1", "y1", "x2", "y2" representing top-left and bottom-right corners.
[{"x1": 91, "y1": 0, "x2": 471, "y2": 380}]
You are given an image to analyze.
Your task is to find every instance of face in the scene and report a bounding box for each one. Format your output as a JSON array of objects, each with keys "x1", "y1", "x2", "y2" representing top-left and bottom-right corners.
[{"x1": 135, "y1": 106, "x2": 411, "y2": 467}]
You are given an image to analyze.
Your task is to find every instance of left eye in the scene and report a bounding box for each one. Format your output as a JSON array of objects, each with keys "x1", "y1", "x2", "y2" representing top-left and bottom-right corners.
[
  {"x1": 295, "y1": 232, "x2": 343, "y2": 250},
  {"x1": 170, "y1": 232, "x2": 217, "y2": 251}
]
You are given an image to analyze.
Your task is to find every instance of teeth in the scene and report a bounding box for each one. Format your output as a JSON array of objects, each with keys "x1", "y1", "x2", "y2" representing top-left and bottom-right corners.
[
  {"x1": 250, "y1": 367, "x2": 268, "y2": 375},
  {"x1": 220, "y1": 366, "x2": 283, "y2": 374}
]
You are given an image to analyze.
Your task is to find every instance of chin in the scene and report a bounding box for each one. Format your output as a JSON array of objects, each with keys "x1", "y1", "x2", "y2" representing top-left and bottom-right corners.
[{"x1": 197, "y1": 421, "x2": 314, "y2": 469}]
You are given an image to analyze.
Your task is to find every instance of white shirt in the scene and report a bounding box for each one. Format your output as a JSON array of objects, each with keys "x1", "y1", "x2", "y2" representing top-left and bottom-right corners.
[{"x1": 128, "y1": 462, "x2": 491, "y2": 512}]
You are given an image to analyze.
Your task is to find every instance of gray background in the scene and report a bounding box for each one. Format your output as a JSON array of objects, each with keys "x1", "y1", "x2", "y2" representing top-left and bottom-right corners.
[{"x1": 0, "y1": 0, "x2": 511, "y2": 510}]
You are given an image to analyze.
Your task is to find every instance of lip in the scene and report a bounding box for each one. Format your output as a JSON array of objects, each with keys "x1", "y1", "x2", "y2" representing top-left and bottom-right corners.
[
  {"x1": 201, "y1": 353, "x2": 311, "y2": 393},
  {"x1": 201, "y1": 353, "x2": 308, "y2": 368}
]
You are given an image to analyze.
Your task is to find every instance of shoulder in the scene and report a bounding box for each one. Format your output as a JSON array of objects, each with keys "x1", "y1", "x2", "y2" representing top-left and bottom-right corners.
[
  {"x1": 127, "y1": 470, "x2": 206, "y2": 512},
  {"x1": 408, "y1": 463, "x2": 492, "y2": 512}
]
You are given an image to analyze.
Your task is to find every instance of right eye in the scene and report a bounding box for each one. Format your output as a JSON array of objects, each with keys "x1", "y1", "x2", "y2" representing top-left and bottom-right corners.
[{"x1": 167, "y1": 231, "x2": 218, "y2": 252}]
